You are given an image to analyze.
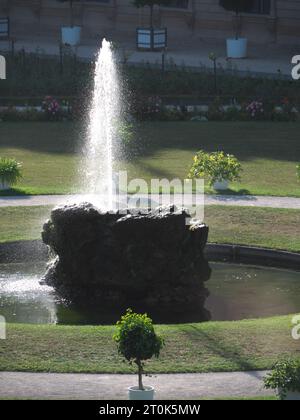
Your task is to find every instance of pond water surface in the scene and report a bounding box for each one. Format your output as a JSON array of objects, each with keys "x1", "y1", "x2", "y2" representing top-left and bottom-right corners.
[{"x1": 0, "y1": 262, "x2": 299, "y2": 325}]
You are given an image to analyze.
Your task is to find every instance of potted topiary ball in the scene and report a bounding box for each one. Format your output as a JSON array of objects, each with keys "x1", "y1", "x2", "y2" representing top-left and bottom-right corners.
[
  {"x1": 113, "y1": 309, "x2": 164, "y2": 400},
  {"x1": 132, "y1": 0, "x2": 171, "y2": 51},
  {"x1": 264, "y1": 359, "x2": 300, "y2": 400},
  {"x1": 219, "y1": 0, "x2": 253, "y2": 58},
  {"x1": 188, "y1": 150, "x2": 242, "y2": 191},
  {"x1": 0, "y1": 157, "x2": 22, "y2": 191},
  {"x1": 57, "y1": 0, "x2": 81, "y2": 46}
]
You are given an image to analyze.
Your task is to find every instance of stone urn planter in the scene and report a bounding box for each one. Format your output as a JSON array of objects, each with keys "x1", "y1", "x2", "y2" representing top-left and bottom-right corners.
[
  {"x1": 129, "y1": 386, "x2": 155, "y2": 401},
  {"x1": 226, "y1": 38, "x2": 248, "y2": 59},
  {"x1": 213, "y1": 179, "x2": 229, "y2": 191},
  {"x1": 279, "y1": 389, "x2": 300, "y2": 401},
  {"x1": 219, "y1": 0, "x2": 252, "y2": 59},
  {"x1": 0, "y1": 181, "x2": 10, "y2": 191},
  {"x1": 57, "y1": 0, "x2": 81, "y2": 46}
]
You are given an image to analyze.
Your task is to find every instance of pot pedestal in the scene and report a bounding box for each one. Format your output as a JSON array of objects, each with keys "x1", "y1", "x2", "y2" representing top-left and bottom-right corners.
[
  {"x1": 213, "y1": 180, "x2": 229, "y2": 191},
  {"x1": 0, "y1": 181, "x2": 10, "y2": 191},
  {"x1": 281, "y1": 390, "x2": 300, "y2": 400},
  {"x1": 61, "y1": 26, "x2": 81, "y2": 47},
  {"x1": 129, "y1": 386, "x2": 155, "y2": 401},
  {"x1": 226, "y1": 38, "x2": 248, "y2": 59},
  {"x1": 137, "y1": 28, "x2": 167, "y2": 51}
]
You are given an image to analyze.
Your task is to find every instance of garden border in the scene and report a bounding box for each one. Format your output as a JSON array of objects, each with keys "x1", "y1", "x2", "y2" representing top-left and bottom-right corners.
[{"x1": 0, "y1": 240, "x2": 299, "y2": 271}]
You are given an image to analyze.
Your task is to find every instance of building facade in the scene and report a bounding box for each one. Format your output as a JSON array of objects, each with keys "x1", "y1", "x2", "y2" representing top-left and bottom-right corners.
[{"x1": 1, "y1": 0, "x2": 300, "y2": 46}]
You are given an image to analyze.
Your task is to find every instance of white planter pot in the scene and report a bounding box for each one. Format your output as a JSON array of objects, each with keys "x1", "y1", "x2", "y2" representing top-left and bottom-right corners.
[
  {"x1": 226, "y1": 38, "x2": 248, "y2": 59},
  {"x1": 128, "y1": 386, "x2": 155, "y2": 401},
  {"x1": 61, "y1": 26, "x2": 81, "y2": 46},
  {"x1": 0, "y1": 181, "x2": 10, "y2": 191},
  {"x1": 213, "y1": 180, "x2": 229, "y2": 191},
  {"x1": 137, "y1": 28, "x2": 167, "y2": 51},
  {"x1": 280, "y1": 390, "x2": 300, "y2": 400}
]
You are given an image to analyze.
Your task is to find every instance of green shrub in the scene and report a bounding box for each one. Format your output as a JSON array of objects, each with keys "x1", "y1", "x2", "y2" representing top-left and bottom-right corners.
[
  {"x1": 113, "y1": 309, "x2": 164, "y2": 390},
  {"x1": 264, "y1": 359, "x2": 300, "y2": 399},
  {"x1": 0, "y1": 158, "x2": 22, "y2": 189},
  {"x1": 188, "y1": 150, "x2": 242, "y2": 186}
]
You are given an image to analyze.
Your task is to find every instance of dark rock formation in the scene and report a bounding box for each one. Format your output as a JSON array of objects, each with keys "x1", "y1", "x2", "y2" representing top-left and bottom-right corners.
[{"x1": 42, "y1": 203, "x2": 211, "y2": 322}]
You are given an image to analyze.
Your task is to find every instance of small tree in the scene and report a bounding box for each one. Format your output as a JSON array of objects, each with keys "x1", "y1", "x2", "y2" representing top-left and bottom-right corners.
[
  {"x1": 113, "y1": 309, "x2": 164, "y2": 390},
  {"x1": 219, "y1": 0, "x2": 254, "y2": 39},
  {"x1": 132, "y1": 0, "x2": 172, "y2": 29},
  {"x1": 57, "y1": 0, "x2": 78, "y2": 27}
]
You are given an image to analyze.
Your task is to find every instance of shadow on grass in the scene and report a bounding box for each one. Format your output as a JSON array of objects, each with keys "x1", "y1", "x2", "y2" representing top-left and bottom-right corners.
[
  {"x1": 1, "y1": 122, "x2": 300, "y2": 164},
  {"x1": 181, "y1": 324, "x2": 260, "y2": 374},
  {"x1": 210, "y1": 188, "x2": 252, "y2": 196},
  {"x1": 0, "y1": 188, "x2": 30, "y2": 197}
]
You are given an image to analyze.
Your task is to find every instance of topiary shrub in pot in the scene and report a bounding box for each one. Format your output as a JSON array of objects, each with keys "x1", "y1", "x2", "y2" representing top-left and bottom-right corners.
[
  {"x1": 188, "y1": 150, "x2": 242, "y2": 191},
  {"x1": 133, "y1": 0, "x2": 171, "y2": 51},
  {"x1": 0, "y1": 157, "x2": 22, "y2": 191},
  {"x1": 219, "y1": 0, "x2": 254, "y2": 58},
  {"x1": 113, "y1": 309, "x2": 164, "y2": 400},
  {"x1": 264, "y1": 359, "x2": 300, "y2": 400},
  {"x1": 57, "y1": 0, "x2": 81, "y2": 46}
]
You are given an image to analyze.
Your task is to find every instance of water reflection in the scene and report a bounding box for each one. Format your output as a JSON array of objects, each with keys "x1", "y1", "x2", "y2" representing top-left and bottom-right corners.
[{"x1": 0, "y1": 262, "x2": 299, "y2": 325}]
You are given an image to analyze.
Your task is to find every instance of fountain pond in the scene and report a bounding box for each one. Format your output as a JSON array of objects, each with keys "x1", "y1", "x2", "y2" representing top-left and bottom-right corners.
[{"x1": 0, "y1": 260, "x2": 299, "y2": 325}]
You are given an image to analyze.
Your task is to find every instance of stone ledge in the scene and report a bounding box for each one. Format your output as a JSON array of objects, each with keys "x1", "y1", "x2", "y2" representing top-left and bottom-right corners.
[{"x1": 205, "y1": 243, "x2": 300, "y2": 271}]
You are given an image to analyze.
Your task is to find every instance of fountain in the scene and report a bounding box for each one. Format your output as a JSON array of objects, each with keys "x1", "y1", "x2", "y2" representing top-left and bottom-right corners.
[
  {"x1": 83, "y1": 39, "x2": 120, "y2": 209},
  {"x1": 41, "y1": 39, "x2": 212, "y2": 320}
]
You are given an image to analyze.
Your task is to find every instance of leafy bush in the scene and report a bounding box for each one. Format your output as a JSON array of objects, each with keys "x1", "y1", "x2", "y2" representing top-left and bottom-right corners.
[
  {"x1": 188, "y1": 150, "x2": 242, "y2": 186},
  {"x1": 264, "y1": 359, "x2": 300, "y2": 399},
  {"x1": 113, "y1": 309, "x2": 164, "y2": 390},
  {"x1": 0, "y1": 158, "x2": 22, "y2": 189}
]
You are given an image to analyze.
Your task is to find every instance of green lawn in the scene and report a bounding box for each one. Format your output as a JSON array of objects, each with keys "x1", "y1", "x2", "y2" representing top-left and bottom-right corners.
[
  {"x1": 0, "y1": 205, "x2": 299, "y2": 252},
  {"x1": 0, "y1": 121, "x2": 299, "y2": 196},
  {"x1": 0, "y1": 315, "x2": 298, "y2": 374}
]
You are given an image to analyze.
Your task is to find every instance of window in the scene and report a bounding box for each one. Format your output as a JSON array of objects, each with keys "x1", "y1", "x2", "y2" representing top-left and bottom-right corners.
[
  {"x1": 247, "y1": 0, "x2": 271, "y2": 15},
  {"x1": 163, "y1": 0, "x2": 189, "y2": 9}
]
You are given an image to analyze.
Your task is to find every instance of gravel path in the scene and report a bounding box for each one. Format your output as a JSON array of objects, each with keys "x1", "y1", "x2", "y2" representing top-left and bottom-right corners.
[
  {"x1": 0, "y1": 371, "x2": 274, "y2": 400},
  {"x1": 0, "y1": 194, "x2": 299, "y2": 209}
]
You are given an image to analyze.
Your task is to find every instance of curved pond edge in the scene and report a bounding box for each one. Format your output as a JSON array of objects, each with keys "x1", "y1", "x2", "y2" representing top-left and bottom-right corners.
[
  {"x1": 205, "y1": 243, "x2": 300, "y2": 271},
  {"x1": 0, "y1": 240, "x2": 299, "y2": 271}
]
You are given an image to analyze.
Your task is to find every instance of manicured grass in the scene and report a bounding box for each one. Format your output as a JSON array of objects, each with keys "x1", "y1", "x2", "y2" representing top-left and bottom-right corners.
[
  {"x1": 0, "y1": 315, "x2": 298, "y2": 373},
  {"x1": 0, "y1": 121, "x2": 299, "y2": 196},
  {"x1": 206, "y1": 206, "x2": 300, "y2": 253},
  {"x1": 0, "y1": 205, "x2": 299, "y2": 253}
]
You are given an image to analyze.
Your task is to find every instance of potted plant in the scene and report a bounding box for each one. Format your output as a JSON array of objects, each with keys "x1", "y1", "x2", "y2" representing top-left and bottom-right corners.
[
  {"x1": 113, "y1": 309, "x2": 164, "y2": 400},
  {"x1": 188, "y1": 150, "x2": 242, "y2": 191},
  {"x1": 219, "y1": 0, "x2": 253, "y2": 58},
  {"x1": 57, "y1": 0, "x2": 81, "y2": 46},
  {"x1": 0, "y1": 157, "x2": 22, "y2": 191},
  {"x1": 264, "y1": 359, "x2": 300, "y2": 400},
  {"x1": 132, "y1": 0, "x2": 171, "y2": 51}
]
